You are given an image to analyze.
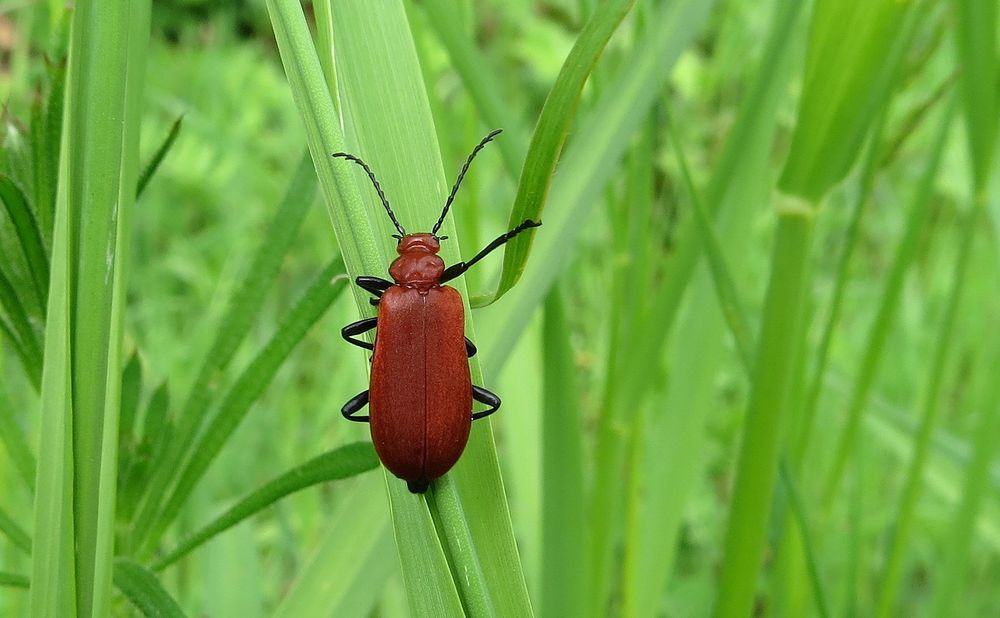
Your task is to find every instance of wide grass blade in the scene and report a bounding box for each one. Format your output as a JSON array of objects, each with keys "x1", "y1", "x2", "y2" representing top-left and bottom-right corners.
[
  {"x1": 131, "y1": 152, "x2": 316, "y2": 555},
  {"x1": 144, "y1": 257, "x2": 347, "y2": 552},
  {"x1": 112, "y1": 559, "x2": 187, "y2": 618},
  {"x1": 154, "y1": 442, "x2": 378, "y2": 570},
  {"x1": 777, "y1": 0, "x2": 918, "y2": 202}
]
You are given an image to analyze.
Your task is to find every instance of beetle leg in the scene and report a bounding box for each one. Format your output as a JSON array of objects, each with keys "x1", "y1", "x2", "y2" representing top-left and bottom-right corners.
[
  {"x1": 465, "y1": 337, "x2": 477, "y2": 358},
  {"x1": 341, "y1": 390, "x2": 370, "y2": 422},
  {"x1": 357, "y1": 276, "x2": 392, "y2": 297},
  {"x1": 440, "y1": 219, "x2": 542, "y2": 284},
  {"x1": 342, "y1": 317, "x2": 377, "y2": 350},
  {"x1": 471, "y1": 385, "x2": 501, "y2": 420}
]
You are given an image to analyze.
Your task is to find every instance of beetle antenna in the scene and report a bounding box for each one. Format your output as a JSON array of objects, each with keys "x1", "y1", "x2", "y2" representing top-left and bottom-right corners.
[
  {"x1": 431, "y1": 128, "x2": 503, "y2": 236},
  {"x1": 333, "y1": 152, "x2": 407, "y2": 237}
]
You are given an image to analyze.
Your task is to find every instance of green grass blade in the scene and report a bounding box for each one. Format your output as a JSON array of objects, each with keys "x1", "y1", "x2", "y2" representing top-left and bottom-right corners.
[
  {"x1": 264, "y1": 2, "x2": 464, "y2": 613},
  {"x1": 540, "y1": 288, "x2": 587, "y2": 618},
  {"x1": 154, "y1": 442, "x2": 378, "y2": 570},
  {"x1": 874, "y1": 206, "x2": 979, "y2": 617},
  {"x1": 0, "y1": 503, "x2": 31, "y2": 553},
  {"x1": 777, "y1": 0, "x2": 918, "y2": 201},
  {"x1": 144, "y1": 257, "x2": 346, "y2": 552},
  {"x1": 823, "y1": 103, "x2": 954, "y2": 505},
  {"x1": 135, "y1": 115, "x2": 182, "y2": 199},
  {"x1": 0, "y1": 269, "x2": 41, "y2": 386},
  {"x1": 952, "y1": 0, "x2": 998, "y2": 193},
  {"x1": 131, "y1": 152, "x2": 316, "y2": 554},
  {"x1": 0, "y1": 174, "x2": 49, "y2": 311},
  {"x1": 484, "y1": 0, "x2": 634, "y2": 305},
  {"x1": 112, "y1": 558, "x2": 187, "y2": 618},
  {"x1": 778, "y1": 461, "x2": 831, "y2": 618},
  {"x1": 119, "y1": 382, "x2": 169, "y2": 523},
  {"x1": 483, "y1": 0, "x2": 716, "y2": 372},
  {"x1": 0, "y1": 572, "x2": 29, "y2": 589},
  {"x1": 30, "y1": 59, "x2": 65, "y2": 243},
  {"x1": 117, "y1": 353, "x2": 141, "y2": 456},
  {"x1": 713, "y1": 204, "x2": 815, "y2": 618},
  {"x1": 0, "y1": 382, "x2": 36, "y2": 489}
]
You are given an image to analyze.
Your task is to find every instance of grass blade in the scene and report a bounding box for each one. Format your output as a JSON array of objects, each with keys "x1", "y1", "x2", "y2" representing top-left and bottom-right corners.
[
  {"x1": 474, "y1": 0, "x2": 635, "y2": 305},
  {"x1": 154, "y1": 442, "x2": 378, "y2": 570},
  {"x1": 0, "y1": 572, "x2": 29, "y2": 589},
  {"x1": 713, "y1": 204, "x2": 815, "y2": 618},
  {"x1": 0, "y1": 175, "x2": 49, "y2": 311},
  {"x1": 777, "y1": 0, "x2": 918, "y2": 201},
  {"x1": 145, "y1": 258, "x2": 347, "y2": 551},
  {"x1": 952, "y1": 0, "x2": 998, "y2": 193},
  {"x1": 874, "y1": 206, "x2": 979, "y2": 617},
  {"x1": 113, "y1": 558, "x2": 187, "y2": 618},
  {"x1": 0, "y1": 268, "x2": 42, "y2": 385},
  {"x1": 131, "y1": 152, "x2": 316, "y2": 554},
  {"x1": 0, "y1": 383, "x2": 36, "y2": 490},
  {"x1": 135, "y1": 115, "x2": 182, "y2": 199},
  {"x1": 540, "y1": 288, "x2": 587, "y2": 618},
  {"x1": 0, "y1": 503, "x2": 31, "y2": 553}
]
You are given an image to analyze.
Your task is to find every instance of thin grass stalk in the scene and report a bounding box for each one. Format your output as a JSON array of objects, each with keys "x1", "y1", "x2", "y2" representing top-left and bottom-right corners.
[
  {"x1": 874, "y1": 206, "x2": 979, "y2": 617},
  {"x1": 713, "y1": 202, "x2": 815, "y2": 618},
  {"x1": 822, "y1": 103, "x2": 954, "y2": 506}
]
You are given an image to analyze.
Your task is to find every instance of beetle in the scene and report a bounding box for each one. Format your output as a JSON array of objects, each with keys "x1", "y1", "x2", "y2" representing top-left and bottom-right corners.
[{"x1": 334, "y1": 129, "x2": 540, "y2": 494}]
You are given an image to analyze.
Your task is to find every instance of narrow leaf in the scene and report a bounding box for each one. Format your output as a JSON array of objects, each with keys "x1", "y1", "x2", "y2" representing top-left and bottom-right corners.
[
  {"x1": 113, "y1": 559, "x2": 187, "y2": 618},
  {"x1": 0, "y1": 504, "x2": 31, "y2": 553},
  {"x1": 135, "y1": 115, "x2": 182, "y2": 199},
  {"x1": 0, "y1": 175, "x2": 49, "y2": 311}
]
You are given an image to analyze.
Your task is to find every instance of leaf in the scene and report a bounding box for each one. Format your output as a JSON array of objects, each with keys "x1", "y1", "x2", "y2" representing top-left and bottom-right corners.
[
  {"x1": 136, "y1": 115, "x2": 183, "y2": 199},
  {"x1": 0, "y1": 175, "x2": 49, "y2": 312},
  {"x1": 144, "y1": 257, "x2": 347, "y2": 552},
  {"x1": 0, "y1": 503, "x2": 31, "y2": 553},
  {"x1": 155, "y1": 442, "x2": 378, "y2": 569},
  {"x1": 952, "y1": 0, "x2": 998, "y2": 193},
  {"x1": 0, "y1": 572, "x2": 29, "y2": 589},
  {"x1": 113, "y1": 559, "x2": 187, "y2": 618}
]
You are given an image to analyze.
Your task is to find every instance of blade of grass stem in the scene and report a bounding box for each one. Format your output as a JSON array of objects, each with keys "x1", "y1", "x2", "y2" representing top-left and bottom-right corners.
[
  {"x1": 131, "y1": 151, "x2": 316, "y2": 554},
  {"x1": 112, "y1": 558, "x2": 187, "y2": 618},
  {"x1": 874, "y1": 206, "x2": 979, "y2": 618},
  {"x1": 778, "y1": 460, "x2": 831, "y2": 618},
  {"x1": 154, "y1": 442, "x2": 378, "y2": 570},
  {"x1": 135, "y1": 115, "x2": 182, "y2": 199},
  {"x1": 822, "y1": 103, "x2": 954, "y2": 505},
  {"x1": 0, "y1": 269, "x2": 42, "y2": 385},
  {"x1": 144, "y1": 258, "x2": 347, "y2": 553},
  {"x1": 952, "y1": 0, "x2": 998, "y2": 193},
  {"x1": 713, "y1": 203, "x2": 815, "y2": 618}
]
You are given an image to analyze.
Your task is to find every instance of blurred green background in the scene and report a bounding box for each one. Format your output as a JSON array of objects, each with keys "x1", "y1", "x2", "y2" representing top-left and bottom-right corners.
[{"x1": 1, "y1": 0, "x2": 998, "y2": 616}]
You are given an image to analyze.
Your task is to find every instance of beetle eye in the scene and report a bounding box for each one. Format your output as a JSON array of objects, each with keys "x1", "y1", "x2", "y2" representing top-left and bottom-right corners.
[
  {"x1": 392, "y1": 234, "x2": 403, "y2": 242},
  {"x1": 435, "y1": 235, "x2": 448, "y2": 241}
]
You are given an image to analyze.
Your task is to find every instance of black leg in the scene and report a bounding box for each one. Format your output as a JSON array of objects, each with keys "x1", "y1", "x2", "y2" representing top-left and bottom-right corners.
[
  {"x1": 471, "y1": 385, "x2": 501, "y2": 420},
  {"x1": 465, "y1": 337, "x2": 477, "y2": 358},
  {"x1": 342, "y1": 317, "x2": 377, "y2": 350},
  {"x1": 440, "y1": 219, "x2": 542, "y2": 284},
  {"x1": 342, "y1": 390, "x2": 370, "y2": 422},
  {"x1": 357, "y1": 276, "x2": 393, "y2": 297}
]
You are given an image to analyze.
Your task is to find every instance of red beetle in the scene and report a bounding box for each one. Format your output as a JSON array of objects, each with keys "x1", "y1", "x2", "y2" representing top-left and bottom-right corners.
[{"x1": 334, "y1": 130, "x2": 540, "y2": 493}]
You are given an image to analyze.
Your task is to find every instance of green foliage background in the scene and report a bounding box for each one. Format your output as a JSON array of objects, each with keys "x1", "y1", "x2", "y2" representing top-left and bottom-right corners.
[{"x1": 0, "y1": 0, "x2": 998, "y2": 616}]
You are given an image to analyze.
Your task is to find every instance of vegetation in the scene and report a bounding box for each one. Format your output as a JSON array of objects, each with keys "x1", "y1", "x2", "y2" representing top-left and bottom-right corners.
[{"x1": 0, "y1": 0, "x2": 997, "y2": 616}]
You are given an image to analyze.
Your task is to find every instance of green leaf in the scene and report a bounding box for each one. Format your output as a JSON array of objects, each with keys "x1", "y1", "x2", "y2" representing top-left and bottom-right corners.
[
  {"x1": 113, "y1": 559, "x2": 187, "y2": 618},
  {"x1": 0, "y1": 381, "x2": 36, "y2": 490},
  {"x1": 0, "y1": 175, "x2": 49, "y2": 312},
  {"x1": 145, "y1": 257, "x2": 347, "y2": 552},
  {"x1": 778, "y1": 0, "x2": 920, "y2": 202},
  {"x1": 484, "y1": 0, "x2": 635, "y2": 305},
  {"x1": 0, "y1": 268, "x2": 42, "y2": 386},
  {"x1": 0, "y1": 572, "x2": 29, "y2": 589},
  {"x1": 154, "y1": 442, "x2": 378, "y2": 570},
  {"x1": 135, "y1": 115, "x2": 183, "y2": 198},
  {"x1": 0, "y1": 503, "x2": 31, "y2": 553},
  {"x1": 131, "y1": 152, "x2": 317, "y2": 555},
  {"x1": 953, "y1": 0, "x2": 998, "y2": 193}
]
